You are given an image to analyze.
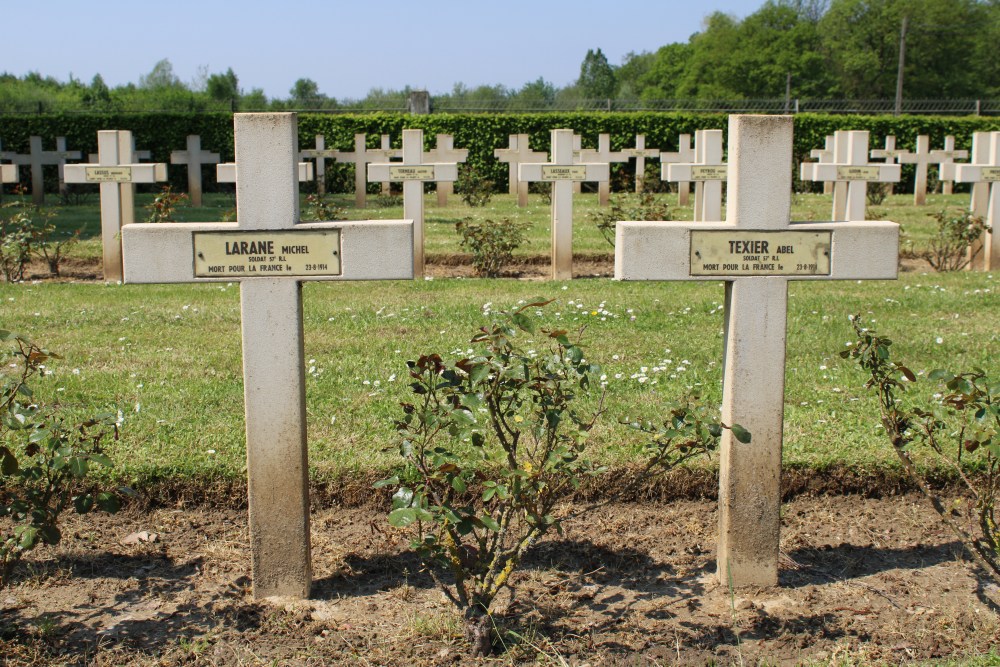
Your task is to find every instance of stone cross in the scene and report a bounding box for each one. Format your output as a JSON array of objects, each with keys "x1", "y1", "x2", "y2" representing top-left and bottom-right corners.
[
  {"x1": 423, "y1": 134, "x2": 468, "y2": 206},
  {"x1": 809, "y1": 135, "x2": 835, "y2": 195},
  {"x1": 218, "y1": 161, "x2": 314, "y2": 183},
  {"x1": 299, "y1": 135, "x2": 333, "y2": 195},
  {"x1": 87, "y1": 133, "x2": 153, "y2": 226},
  {"x1": 302, "y1": 134, "x2": 397, "y2": 208},
  {"x1": 518, "y1": 128, "x2": 609, "y2": 280},
  {"x1": 378, "y1": 134, "x2": 401, "y2": 195},
  {"x1": 64, "y1": 130, "x2": 167, "y2": 281},
  {"x1": 871, "y1": 135, "x2": 904, "y2": 195},
  {"x1": 170, "y1": 135, "x2": 220, "y2": 207},
  {"x1": 571, "y1": 134, "x2": 584, "y2": 194},
  {"x1": 622, "y1": 134, "x2": 660, "y2": 193},
  {"x1": 579, "y1": 133, "x2": 629, "y2": 206},
  {"x1": 802, "y1": 131, "x2": 900, "y2": 221},
  {"x1": 666, "y1": 129, "x2": 726, "y2": 221},
  {"x1": 616, "y1": 114, "x2": 899, "y2": 587},
  {"x1": 659, "y1": 133, "x2": 695, "y2": 206},
  {"x1": 121, "y1": 113, "x2": 413, "y2": 599},
  {"x1": 368, "y1": 129, "x2": 458, "y2": 276},
  {"x1": 5, "y1": 136, "x2": 82, "y2": 205},
  {"x1": 493, "y1": 134, "x2": 547, "y2": 207},
  {"x1": 897, "y1": 135, "x2": 935, "y2": 205},
  {"x1": 931, "y1": 135, "x2": 968, "y2": 196},
  {"x1": 955, "y1": 131, "x2": 1000, "y2": 271}
]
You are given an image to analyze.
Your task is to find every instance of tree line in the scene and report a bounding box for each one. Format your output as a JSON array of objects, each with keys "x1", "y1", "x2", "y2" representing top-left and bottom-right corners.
[{"x1": 1, "y1": 0, "x2": 998, "y2": 114}]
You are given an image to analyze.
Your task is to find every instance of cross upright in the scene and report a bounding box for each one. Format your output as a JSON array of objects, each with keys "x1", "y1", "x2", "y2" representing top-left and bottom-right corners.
[
  {"x1": 622, "y1": 134, "x2": 660, "y2": 193},
  {"x1": 579, "y1": 133, "x2": 629, "y2": 206},
  {"x1": 809, "y1": 134, "x2": 835, "y2": 195},
  {"x1": 170, "y1": 135, "x2": 220, "y2": 207},
  {"x1": 121, "y1": 113, "x2": 413, "y2": 599},
  {"x1": 931, "y1": 135, "x2": 968, "y2": 196},
  {"x1": 53, "y1": 138, "x2": 81, "y2": 198},
  {"x1": 299, "y1": 135, "x2": 334, "y2": 195},
  {"x1": 659, "y1": 133, "x2": 695, "y2": 206},
  {"x1": 897, "y1": 135, "x2": 935, "y2": 205},
  {"x1": 423, "y1": 134, "x2": 468, "y2": 206},
  {"x1": 871, "y1": 135, "x2": 904, "y2": 195},
  {"x1": 64, "y1": 130, "x2": 167, "y2": 282},
  {"x1": 801, "y1": 130, "x2": 899, "y2": 221},
  {"x1": 368, "y1": 128, "x2": 458, "y2": 277},
  {"x1": 666, "y1": 129, "x2": 726, "y2": 221},
  {"x1": 518, "y1": 128, "x2": 609, "y2": 280},
  {"x1": 616, "y1": 114, "x2": 899, "y2": 587},
  {"x1": 493, "y1": 134, "x2": 547, "y2": 206},
  {"x1": 955, "y1": 131, "x2": 1000, "y2": 271}
]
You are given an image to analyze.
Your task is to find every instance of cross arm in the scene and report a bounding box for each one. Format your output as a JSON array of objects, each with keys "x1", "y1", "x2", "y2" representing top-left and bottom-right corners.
[
  {"x1": 367, "y1": 163, "x2": 458, "y2": 182},
  {"x1": 667, "y1": 164, "x2": 727, "y2": 180},
  {"x1": 122, "y1": 220, "x2": 414, "y2": 283},
  {"x1": 621, "y1": 148, "x2": 660, "y2": 158},
  {"x1": 614, "y1": 221, "x2": 899, "y2": 281},
  {"x1": 955, "y1": 164, "x2": 1000, "y2": 182},
  {"x1": 518, "y1": 163, "x2": 609, "y2": 182},
  {"x1": 930, "y1": 149, "x2": 969, "y2": 161}
]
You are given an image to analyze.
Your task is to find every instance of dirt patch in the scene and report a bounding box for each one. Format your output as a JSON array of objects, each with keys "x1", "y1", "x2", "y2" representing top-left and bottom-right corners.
[{"x1": 2, "y1": 494, "x2": 998, "y2": 665}]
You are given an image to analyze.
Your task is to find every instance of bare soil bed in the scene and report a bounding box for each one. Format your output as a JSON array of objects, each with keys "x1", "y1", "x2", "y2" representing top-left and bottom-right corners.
[{"x1": 2, "y1": 494, "x2": 999, "y2": 666}]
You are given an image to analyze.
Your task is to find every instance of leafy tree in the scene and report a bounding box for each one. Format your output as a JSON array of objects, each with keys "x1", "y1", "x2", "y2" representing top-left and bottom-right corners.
[
  {"x1": 638, "y1": 43, "x2": 693, "y2": 100},
  {"x1": 139, "y1": 58, "x2": 182, "y2": 89},
  {"x1": 206, "y1": 68, "x2": 240, "y2": 102},
  {"x1": 577, "y1": 48, "x2": 617, "y2": 99}
]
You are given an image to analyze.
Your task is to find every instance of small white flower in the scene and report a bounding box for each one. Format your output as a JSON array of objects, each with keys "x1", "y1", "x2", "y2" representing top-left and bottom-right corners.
[{"x1": 935, "y1": 337, "x2": 943, "y2": 344}]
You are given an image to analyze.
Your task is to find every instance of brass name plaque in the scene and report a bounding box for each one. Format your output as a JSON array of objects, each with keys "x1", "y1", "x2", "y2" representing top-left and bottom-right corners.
[
  {"x1": 85, "y1": 166, "x2": 132, "y2": 182},
  {"x1": 690, "y1": 231, "x2": 832, "y2": 276},
  {"x1": 837, "y1": 166, "x2": 879, "y2": 180},
  {"x1": 193, "y1": 230, "x2": 342, "y2": 278},
  {"x1": 388, "y1": 165, "x2": 435, "y2": 181},
  {"x1": 982, "y1": 167, "x2": 1000, "y2": 181},
  {"x1": 691, "y1": 165, "x2": 727, "y2": 180},
  {"x1": 540, "y1": 165, "x2": 587, "y2": 181}
]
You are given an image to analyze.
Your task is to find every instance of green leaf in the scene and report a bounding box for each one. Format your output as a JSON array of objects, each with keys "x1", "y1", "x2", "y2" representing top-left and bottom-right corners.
[
  {"x1": 38, "y1": 524, "x2": 61, "y2": 545},
  {"x1": 928, "y1": 369, "x2": 953, "y2": 381},
  {"x1": 392, "y1": 487, "x2": 414, "y2": 509},
  {"x1": 730, "y1": 424, "x2": 752, "y2": 444},
  {"x1": 16, "y1": 525, "x2": 39, "y2": 550},
  {"x1": 388, "y1": 507, "x2": 418, "y2": 527},
  {"x1": 89, "y1": 453, "x2": 114, "y2": 468},
  {"x1": 373, "y1": 476, "x2": 400, "y2": 489},
  {"x1": 68, "y1": 456, "x2": 89, "y2": 477},
  {"x1": 74, "y1": 494, "x2": 95, "y2": 514},
  {"x1": 511, "y1": 312, "x2": 535, "y2": 333},
  {"x1": 451, "y1": 476, "x2": 467, "y2": 493},
  {"x1": 480, "y1": 514, "x2": 500, "y2": 532},
  {"x1": 96, "y1": 492, "x2": 120, "y2": 513},
  {"x1": 0, "y1": 447, "x2": 18, "y2": 475}
]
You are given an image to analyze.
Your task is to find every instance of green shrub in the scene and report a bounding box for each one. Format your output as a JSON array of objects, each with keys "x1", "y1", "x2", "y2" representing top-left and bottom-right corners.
[
  {"x1": 455, "y1": 217, "x2": 529, "y2": 277},
  {"x1": 842, "y1": 316, "x2": 1000, "y2": 584},
  {"x1": 1, "y1": 331, "x2": 122, "y2": 587},
  {"x1": 592, "y1": 192, "x2": 671, "y2": 247},
  {"x1": 381, "y1": 300, "x2": 743, "y2": 657},
  {"x1": 456, "y1": 164, "x2": 494, "y2": 207},
  {"x1": 145, "y1": 185, "x2": 187, "y2": 223},
  {"x1": 922, "y1": 209, "x2": 988, "y2": 272}
]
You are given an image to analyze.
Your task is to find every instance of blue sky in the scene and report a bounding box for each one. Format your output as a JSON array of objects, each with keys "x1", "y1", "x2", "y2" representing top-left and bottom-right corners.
[{"x1": 7, "y1": 0, "x2": 768, "y2": 100}]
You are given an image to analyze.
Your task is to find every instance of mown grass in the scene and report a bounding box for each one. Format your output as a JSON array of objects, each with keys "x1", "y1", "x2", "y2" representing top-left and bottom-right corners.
[{"x1": 2, "y1": 259, "x2": 996, "y2": 488}]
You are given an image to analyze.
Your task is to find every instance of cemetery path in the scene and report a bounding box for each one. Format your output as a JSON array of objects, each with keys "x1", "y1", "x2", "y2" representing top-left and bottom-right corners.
[{"x1": 2, "y1": 494, "x2": 998, "y2": 665}]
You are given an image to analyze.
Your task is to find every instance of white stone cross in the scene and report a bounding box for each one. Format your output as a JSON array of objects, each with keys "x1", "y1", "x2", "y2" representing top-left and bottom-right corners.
[
  {"x1": 809, "y1": 135, "x2": 835, "y2": 195},
  {"x1": 121, "y1": 113, "x2": 413, "y2": 599},
  {"x1": 493, "y1": 134, "x2": 547, "y2": 207},
  {"x1": 666, "y1": 129, "x2": 726, "y2": 221},
  {"x1": 579, "y1": 133, "x2": 629, "y2": 206},
  {"x1": 170, "y1": 135, "x2": 220, "y2": 207},
  {"x1": 8, "y1": 136, "x2": 83, "y2": 205},
  {"x1": 930, "y1": 135, "x2": 968, "y2": 196},
  {"x1": 955, "y1": 131, "x2": 1000, "y2": 271},
  {"x1": 616, "y1": 114, "x2": 899, "y2": 587},
  {"x1": 299, "y1": 135, "x2": 333, "y2": 196},
  {"x1": 659, "y1": 133, "x2": 695, "y2": 206},
  {"x1": 368, "y1": 128, "x2": 458, "y2": 276},
  {"x1": 897, "y1": 135, "x2": 935, "y2": 205},
  {"x1": 801, "y1": 131, "x2": 900, "y2": 221},
  {"x1": 87, "y1": 133, "x2": 153, "y2": 227},
  {"x1": 64, "y1": 130, "x2": 167, "y2": 282},
  {"x1": 870, "y1": 135, "x2": 903, "y2": 196},
  {"x1": 423, "y1": 134, "x2": 468, "y2": 206},
  {"x1": 302, "y1": 134, "x2": 397, "y2": 208},
  {"x1": 518, "y1": 128, "x2": 609, "y2": 280},
  {"x1": 622, "y1": 134, "x2": 660, "y2": 193}
]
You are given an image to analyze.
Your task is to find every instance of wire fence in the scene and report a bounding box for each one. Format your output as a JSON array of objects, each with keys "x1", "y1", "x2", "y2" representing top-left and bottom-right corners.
[{"x1": 3, "y1": 98, "x2": 999, "y2": 115}]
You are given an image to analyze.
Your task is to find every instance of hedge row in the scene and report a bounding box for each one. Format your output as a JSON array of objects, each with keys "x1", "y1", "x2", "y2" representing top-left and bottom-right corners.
[{"x1": 2, "y1": 112, "x2": 999, "y2": 194}]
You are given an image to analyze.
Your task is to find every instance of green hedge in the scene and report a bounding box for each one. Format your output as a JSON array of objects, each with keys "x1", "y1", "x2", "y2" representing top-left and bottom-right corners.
[{"x1": 2, "y1": 112, "x2": 998, "y2": 195}]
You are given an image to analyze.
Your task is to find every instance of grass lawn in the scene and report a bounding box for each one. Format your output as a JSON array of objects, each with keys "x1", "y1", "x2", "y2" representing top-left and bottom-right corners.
[{"x1": 2, "y1": 243, "x2": 996, "y2": 489}]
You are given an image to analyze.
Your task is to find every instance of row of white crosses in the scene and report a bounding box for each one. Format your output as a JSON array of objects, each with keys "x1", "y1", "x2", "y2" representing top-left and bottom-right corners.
[
  {"x1": 871, "y1": 134, "x2": 971, "y2": 205},
  {"x1": 0, "y1": 136, "x2": 82, "y2": 204},
  {"x1": 801, "y1": 131, "x2": 901, "y2": 221},
  {"x1": 117, "y1": 113, "x2": 898, "y2": 598}
]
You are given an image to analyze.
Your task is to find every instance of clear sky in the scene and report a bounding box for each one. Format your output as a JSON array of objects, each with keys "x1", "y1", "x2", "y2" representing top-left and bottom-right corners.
[{"x1": 7, "y1": 0, "x2": 768, "y2": 100}]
